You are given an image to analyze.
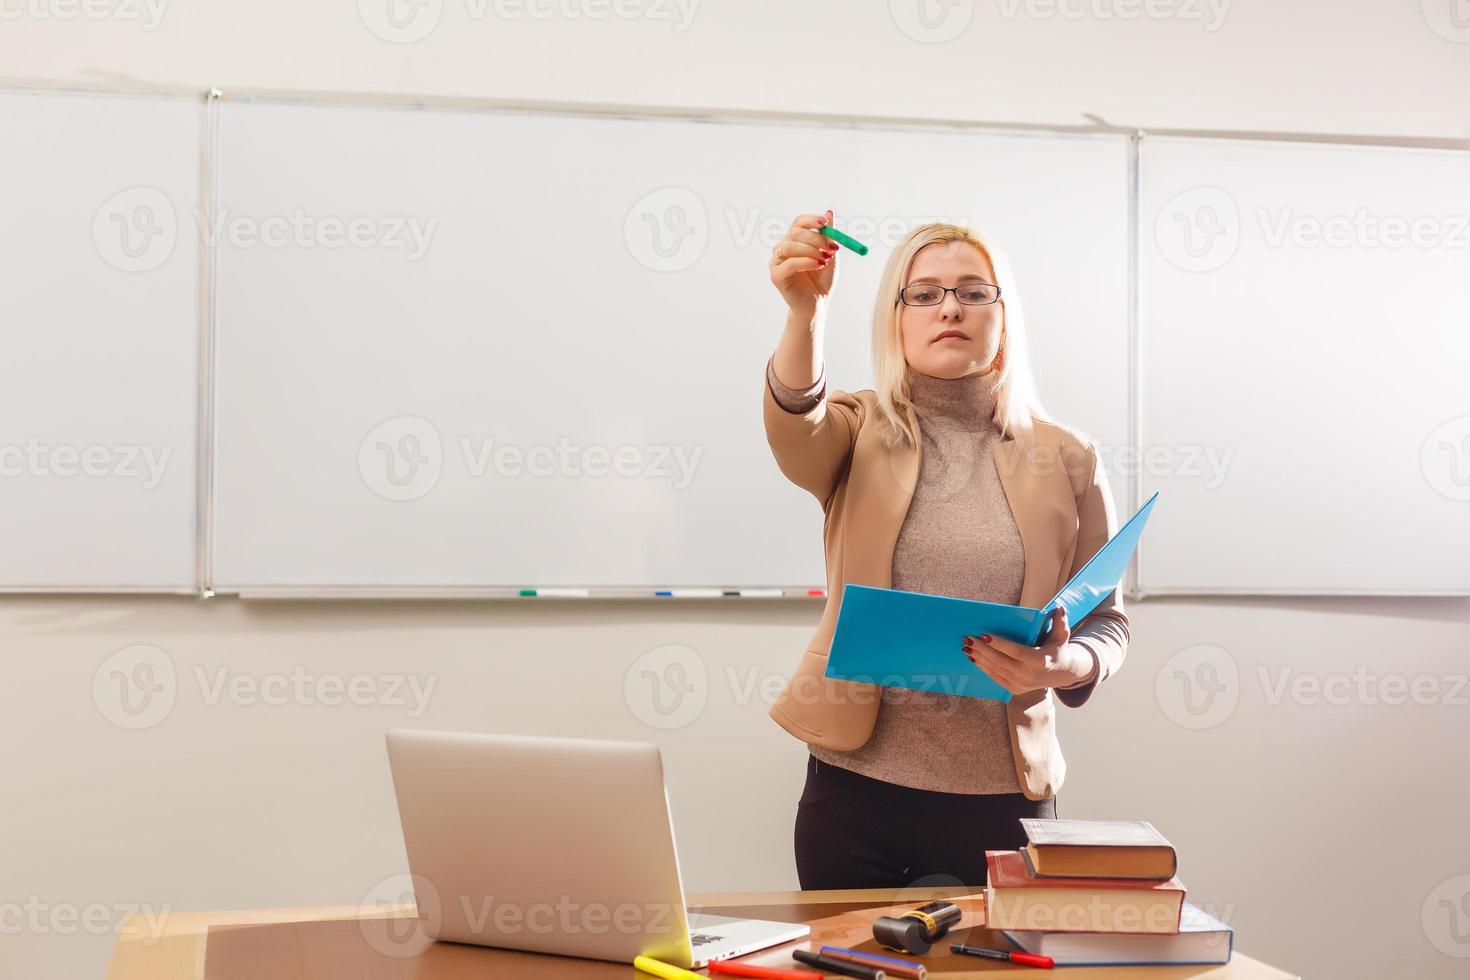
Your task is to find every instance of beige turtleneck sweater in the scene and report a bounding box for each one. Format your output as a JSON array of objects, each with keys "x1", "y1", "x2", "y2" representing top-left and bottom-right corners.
[{"x1": 767, "y1": 357, "x2": 1027, "y2": 794}]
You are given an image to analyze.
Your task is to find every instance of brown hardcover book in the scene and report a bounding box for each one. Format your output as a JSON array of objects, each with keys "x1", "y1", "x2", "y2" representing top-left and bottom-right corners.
[
  {"x1": 985, "y1": 850, "x2": 1186, "y2": 934},
  {"x1": 1020, "y1": 818, "x2": 1179, "y2": 880}
]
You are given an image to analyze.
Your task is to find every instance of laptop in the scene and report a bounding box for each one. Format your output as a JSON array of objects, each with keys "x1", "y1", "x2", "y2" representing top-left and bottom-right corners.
[{"x1": 384, "y1": 729, "x2": 810, "y2": 967}]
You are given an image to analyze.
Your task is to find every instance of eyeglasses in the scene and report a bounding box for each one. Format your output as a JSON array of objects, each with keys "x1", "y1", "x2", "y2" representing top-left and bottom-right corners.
[{"x1": 898, "y1": 282, "x2": 1002, "y2": 307}]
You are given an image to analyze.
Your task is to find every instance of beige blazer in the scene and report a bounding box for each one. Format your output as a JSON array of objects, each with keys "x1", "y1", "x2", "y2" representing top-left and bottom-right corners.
[{"x1": 763, "y1": 367, "x2": 1130, "y2": 801}]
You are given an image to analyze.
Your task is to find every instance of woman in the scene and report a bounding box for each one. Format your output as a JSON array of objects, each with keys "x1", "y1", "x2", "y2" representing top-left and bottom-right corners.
[{"x1": 764, "y1": 211, "x2": 1129, "y2": 890}]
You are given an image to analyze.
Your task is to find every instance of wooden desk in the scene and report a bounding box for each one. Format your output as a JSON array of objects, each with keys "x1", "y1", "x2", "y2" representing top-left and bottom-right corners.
[{"x1": 107, "y1": 888, "x2": 1298, "y2": 979}]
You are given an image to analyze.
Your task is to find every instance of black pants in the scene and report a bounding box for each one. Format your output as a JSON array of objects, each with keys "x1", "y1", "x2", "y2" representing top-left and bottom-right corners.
[{"x1": 794, "y1": 754, "x2": 1058, "y2": 890}]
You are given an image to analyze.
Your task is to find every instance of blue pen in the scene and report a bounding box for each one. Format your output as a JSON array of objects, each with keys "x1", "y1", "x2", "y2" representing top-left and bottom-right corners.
[{"x1": 821, "y1": 945, "x2": 926, "y2": 978}]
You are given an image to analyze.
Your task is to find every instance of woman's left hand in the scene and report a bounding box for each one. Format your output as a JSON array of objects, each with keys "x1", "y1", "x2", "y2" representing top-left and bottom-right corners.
[{"x1": 963, "y1": 607, "x2": 1095, "y2": 696}]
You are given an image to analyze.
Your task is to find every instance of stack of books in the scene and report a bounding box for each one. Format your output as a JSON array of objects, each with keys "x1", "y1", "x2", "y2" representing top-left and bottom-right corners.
[{"x1": 983, "y1": 819, "x2": 1234, "y2": 967}]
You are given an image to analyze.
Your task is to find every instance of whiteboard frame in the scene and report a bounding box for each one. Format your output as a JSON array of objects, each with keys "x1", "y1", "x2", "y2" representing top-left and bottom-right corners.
[
  {"x1": 203, "y1": 90, "x2": 1137, "y2": 599},
  {"x1": 3, "y1": 79, "x2": 1467, "y2": 597},
  {"x1": 196, "y1": 90, "x2": 223, "y2": 597},
  {"x1": 0, "y1": 84, "x2": 211, "y2": 596},
  {"x1": 1131, "y1": 132, "x2": 1470, "y2": 598}
]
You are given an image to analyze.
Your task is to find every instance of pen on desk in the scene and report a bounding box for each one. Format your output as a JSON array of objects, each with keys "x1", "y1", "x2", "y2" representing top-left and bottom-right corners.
[
  {"x1": 818, "y1": 945, "x2": 926, "y2": 979},
  {"x1": 949, "y1": 942, "x2": 1054, "y2": 969},
  {"x1": 792, "y1": 948, "x2": 885, "y2": 979},
  {"x1": 706, "y1": 958, "x2": 818, "y2": 979},
  {"x1": 632, "y1": 954, "x2": 705, "y2": 979}
]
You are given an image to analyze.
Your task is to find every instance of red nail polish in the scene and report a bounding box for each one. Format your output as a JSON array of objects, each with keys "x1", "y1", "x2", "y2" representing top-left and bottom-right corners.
[{"x1": 981, "y1": 634, "x2": 992, "y2": 642}]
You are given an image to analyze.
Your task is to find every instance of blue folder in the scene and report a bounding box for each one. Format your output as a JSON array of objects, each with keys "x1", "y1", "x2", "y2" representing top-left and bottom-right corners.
[{"x1": 823, "y1": 492, "x2": 1158, "y2": 703}]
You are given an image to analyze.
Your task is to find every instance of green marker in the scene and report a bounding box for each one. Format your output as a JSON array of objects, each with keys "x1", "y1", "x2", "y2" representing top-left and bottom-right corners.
[{"x1": 819, "y1": 223, "x2": 869, "y2": 256}]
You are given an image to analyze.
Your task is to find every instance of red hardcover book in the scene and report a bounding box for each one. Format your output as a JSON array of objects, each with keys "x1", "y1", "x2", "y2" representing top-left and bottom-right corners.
[{"x1": 985, "y1": 850, "x2": 1186, "y2": 934}]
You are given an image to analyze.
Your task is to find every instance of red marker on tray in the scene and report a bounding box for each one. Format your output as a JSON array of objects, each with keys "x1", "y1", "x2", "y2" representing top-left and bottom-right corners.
[{"x1": 950, "y1": 942, "x2": 1054, "y2": 969}]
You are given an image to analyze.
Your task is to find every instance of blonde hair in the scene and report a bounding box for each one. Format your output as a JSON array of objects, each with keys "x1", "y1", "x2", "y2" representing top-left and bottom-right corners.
[{"x1": 870, "y1": 223, "x2": 1050, "y2": 449}]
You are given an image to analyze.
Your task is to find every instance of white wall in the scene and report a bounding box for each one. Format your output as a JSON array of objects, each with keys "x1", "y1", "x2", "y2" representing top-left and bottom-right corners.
[
  {"x1": 2, "y1": 0, "x2": 1468, "y2": 139},
  {"x1": 5, "y1": 594, "x2": 1470, "y2": 980},
  {"x1": 3, "y1": 3, "x2": 1469, "y2": 980}
]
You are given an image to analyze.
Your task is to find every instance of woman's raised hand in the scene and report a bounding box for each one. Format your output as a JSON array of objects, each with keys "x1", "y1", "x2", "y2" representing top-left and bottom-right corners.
[{"x1": 769, "y1": 209, "x2": 840, "y2": 319}]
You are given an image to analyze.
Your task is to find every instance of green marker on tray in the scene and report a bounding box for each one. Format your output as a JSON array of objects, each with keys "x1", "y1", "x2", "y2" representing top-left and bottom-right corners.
[{"x1": 819, "y1": 223, "x2": 869, "y2": 256}]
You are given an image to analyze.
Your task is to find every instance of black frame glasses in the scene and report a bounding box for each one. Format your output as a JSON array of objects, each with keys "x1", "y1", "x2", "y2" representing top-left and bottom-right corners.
[{"x1": 898, "y1": 282, "x2": 1003, "y2": 307}]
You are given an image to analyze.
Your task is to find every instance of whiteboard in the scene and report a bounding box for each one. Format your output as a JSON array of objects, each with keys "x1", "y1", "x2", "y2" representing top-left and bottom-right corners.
[
  {"x1": 0, "y1": 90, "x2": 201, "y2": 591},
  {"x1": 1138, "y1": 137, "x2": 1470, "y2": 594},
  {"x1": 210, "y1": 99, "x2": 1131, "y2": 591}
]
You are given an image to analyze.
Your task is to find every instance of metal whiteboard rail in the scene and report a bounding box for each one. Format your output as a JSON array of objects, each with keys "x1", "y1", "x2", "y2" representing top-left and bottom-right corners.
[
  {"x1": 5, "y1": 77, "x2": 1468, "y2": 150},
  {"x1": 0, "y1": 585, "x2": 200, "y2": 595},
  {"x1": 1125, "y1": 131, "x2": 1144, "y2": 602},
  {"x1": 229, "y1": 586, "x2": 825, "y2": 600},
  {"x1": 195, "y1": 89, "x2": 222, "y2": 599}
]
